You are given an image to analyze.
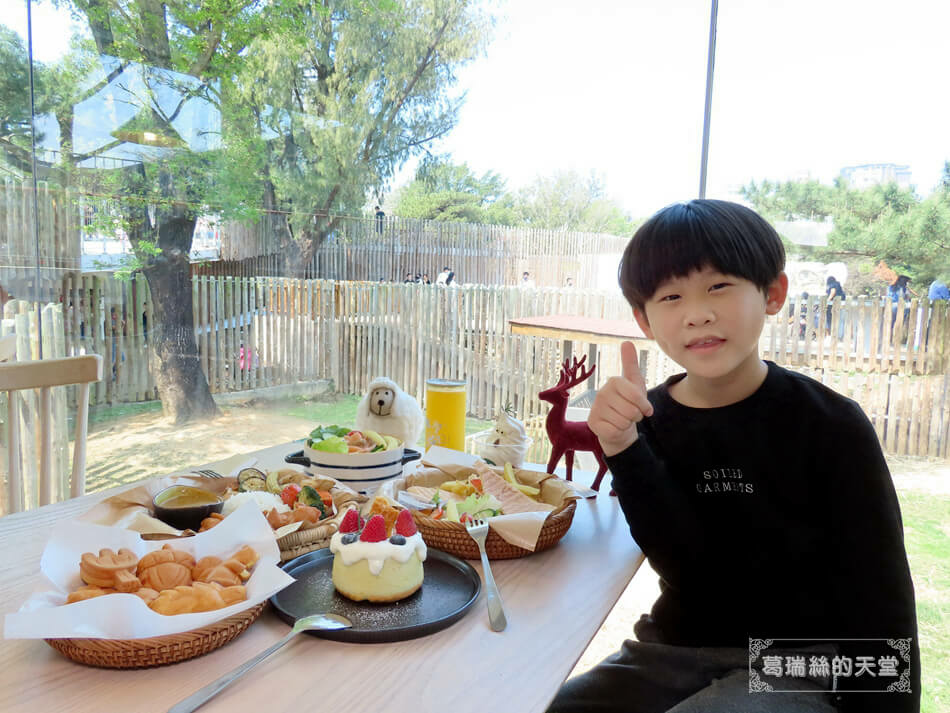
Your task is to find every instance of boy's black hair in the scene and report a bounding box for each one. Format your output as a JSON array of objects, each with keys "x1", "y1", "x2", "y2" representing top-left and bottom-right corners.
[{"x1": 618, "y1": 199, "x2": 785, "y2": 310}]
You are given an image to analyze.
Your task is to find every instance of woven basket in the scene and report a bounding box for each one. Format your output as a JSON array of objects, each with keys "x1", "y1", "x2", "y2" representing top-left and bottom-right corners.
[
  {"x1": 278, "y1": 528, "x2": 334, "y2": 562},
  {"x1": 412, "y1": 499, "x2": 577, "y2": 560},
  {"x1": 45, "y1": 602, "x2": 265, "y2": 669},
  {"x1": 267, "y1": 476, "x2": 364, "y2": 562}
]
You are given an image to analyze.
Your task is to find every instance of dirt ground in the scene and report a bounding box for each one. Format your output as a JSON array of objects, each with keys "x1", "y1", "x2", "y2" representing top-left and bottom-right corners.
[{"x1": 85, "y1": 403, "x2": 950, "y2": 677}]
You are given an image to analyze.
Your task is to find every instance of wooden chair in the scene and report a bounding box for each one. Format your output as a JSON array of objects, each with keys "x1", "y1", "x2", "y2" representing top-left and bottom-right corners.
[
  {"x1": 0, "y1": 334, "x2": 15, "y2": 363},
  {"x1": 0, "y1": 355, "x2": 103, "y2": 513}
]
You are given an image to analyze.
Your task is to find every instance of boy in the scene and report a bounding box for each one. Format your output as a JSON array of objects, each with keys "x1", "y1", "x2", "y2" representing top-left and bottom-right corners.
[{"x1": 548, "y1": 200, "x2": 918, "y2": 713}]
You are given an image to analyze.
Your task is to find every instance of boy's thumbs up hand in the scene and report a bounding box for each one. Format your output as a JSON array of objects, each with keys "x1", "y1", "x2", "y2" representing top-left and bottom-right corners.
[{"x1": 588, "y1": 341, "x2": 654, "y2": 457}]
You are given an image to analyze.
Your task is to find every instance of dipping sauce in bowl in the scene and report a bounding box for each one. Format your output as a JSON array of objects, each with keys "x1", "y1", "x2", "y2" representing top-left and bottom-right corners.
[{"x1": 153, "y1": 485, "x2": 224, "y2": 530}]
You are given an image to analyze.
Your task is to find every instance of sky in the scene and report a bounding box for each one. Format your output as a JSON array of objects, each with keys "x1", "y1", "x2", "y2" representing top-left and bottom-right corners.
[{"x1": 8, "y1": 0, "x2": 950, "y2": 218}]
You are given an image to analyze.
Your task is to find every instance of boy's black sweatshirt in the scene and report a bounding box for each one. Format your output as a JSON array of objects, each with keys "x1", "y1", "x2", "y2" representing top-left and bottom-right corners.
[{"x1": 607, "y1": 362, "x2": 920, "y2": 713}]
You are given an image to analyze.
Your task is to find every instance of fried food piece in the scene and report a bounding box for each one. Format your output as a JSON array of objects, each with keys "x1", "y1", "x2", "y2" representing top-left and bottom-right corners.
[
  {"x1": 79, "y1": 548, "x2": 141, "y2": 592},
  {"x1": 137, "y1": 544, "x2": 196, "y2": 590},
  {"x1": 266, "y1": 505, "x2": 322, "y2": 530},
  {"x1": 198, "y1": 512, "x2": 225, "y2": 532},
  {"x1": 266, "y1": 507, "x2": 291, "y2": 529},
  {"x1": 148, "y1": 582, "x2": 247, "y2": 616}
]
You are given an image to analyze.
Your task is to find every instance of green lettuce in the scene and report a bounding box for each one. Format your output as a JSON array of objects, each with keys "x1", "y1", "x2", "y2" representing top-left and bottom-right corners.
[
  {"x1": 310, "y1": 435, "x2": 348, "y2": 453},
  {"x1": 308, "y1": 425, "x2": 351, "y2": 441},
  {"x1": 457, "y1": 492, "x2": 503, "y2": 518}
]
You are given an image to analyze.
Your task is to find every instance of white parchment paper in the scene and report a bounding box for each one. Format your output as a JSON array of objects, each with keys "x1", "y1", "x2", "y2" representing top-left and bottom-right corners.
[{"x1": 4, "y1": 503, "x2": 295, "y2": 639}]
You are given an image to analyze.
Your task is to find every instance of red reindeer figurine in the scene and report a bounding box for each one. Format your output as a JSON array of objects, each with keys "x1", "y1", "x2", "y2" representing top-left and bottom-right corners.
[{"x1": 538, "y1": 355, "x2": 609, "y2": 491}]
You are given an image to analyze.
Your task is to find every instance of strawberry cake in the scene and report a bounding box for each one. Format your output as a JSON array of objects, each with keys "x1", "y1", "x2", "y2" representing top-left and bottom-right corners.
[{"x1": 329, "y1": 508, "x2": 427, "y2": 602}]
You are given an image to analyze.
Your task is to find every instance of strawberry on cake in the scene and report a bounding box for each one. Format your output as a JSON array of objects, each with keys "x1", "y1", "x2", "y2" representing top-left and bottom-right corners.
[{"x1": 329, "y1": 507, "x2": 427, "y2": 602}]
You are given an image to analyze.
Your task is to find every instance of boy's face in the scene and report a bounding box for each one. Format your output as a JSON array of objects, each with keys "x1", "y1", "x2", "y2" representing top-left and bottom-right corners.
[{"x1": 633, "y1": 266, "x2": 787, "y2": 386}]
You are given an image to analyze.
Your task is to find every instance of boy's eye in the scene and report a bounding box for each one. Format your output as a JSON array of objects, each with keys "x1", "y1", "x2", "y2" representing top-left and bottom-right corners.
[
  {"x1": 658, "y1": 294, "x2": 680, "y2": 302},
  {"x1": 710, "y1": 282, "x2": 731, "y2": 291}
]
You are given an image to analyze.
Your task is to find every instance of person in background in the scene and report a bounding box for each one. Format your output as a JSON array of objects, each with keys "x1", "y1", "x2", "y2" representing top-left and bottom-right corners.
[
  {"x1": 548, "y1": 199, "x2": 918, "y2": 713},
  {"x1": 564, "y1": 276, "x2": 574, "y2": 288},
  {"x1": 445, "y1": 270, "x2": 456, "y2": 286},
  {"x1": 824, "y1": 275, "x2": 846, "y2": 333},
  {"x1": 436, "y1": 266, "x2": 451, "y2": 285},
  {"x1": 887, "y1": 275, "x2": 916, "y2": 332},
  {"x1": 403, "y1": 271, "x2": 414, "y2": 283},
  {"x1": 374, "y1": 205, "x2": 385, "y2": 234},
  {"x1": 521, "y1": 271, "x2": 535, "y2": 287},
  {"x1": 928, "y1": 277, "x2": 949, "y2": 302},
  {"x1": 421, "y1": 273, "x2": 431, "y2": 284}
]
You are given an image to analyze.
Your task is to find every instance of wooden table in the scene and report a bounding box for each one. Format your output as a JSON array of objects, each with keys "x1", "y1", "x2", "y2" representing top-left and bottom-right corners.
[{"x1": 0, "y1": 443, "x2": 644, "y2": 713}]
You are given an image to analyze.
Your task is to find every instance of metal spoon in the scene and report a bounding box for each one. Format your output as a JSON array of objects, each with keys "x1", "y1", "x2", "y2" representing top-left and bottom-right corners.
[{"x1": 168, "y1": 614, "x2": 352, "y2": 713}]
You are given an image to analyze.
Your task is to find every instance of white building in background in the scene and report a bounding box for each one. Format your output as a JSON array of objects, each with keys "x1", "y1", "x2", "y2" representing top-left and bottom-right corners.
[{"x1": 839, "y1": 163, "x2": 913, "y2": 190}]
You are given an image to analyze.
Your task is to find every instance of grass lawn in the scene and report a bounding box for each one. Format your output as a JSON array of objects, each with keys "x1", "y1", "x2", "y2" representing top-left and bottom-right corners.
[{"x1": 898, "y1": 491, "x2": 950, "y2": 713}]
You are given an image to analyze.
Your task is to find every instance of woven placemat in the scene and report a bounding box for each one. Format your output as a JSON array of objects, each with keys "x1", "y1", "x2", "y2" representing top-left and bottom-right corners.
[{"x1": 45, "y1": 602, "x2": 265, "y2": 669}]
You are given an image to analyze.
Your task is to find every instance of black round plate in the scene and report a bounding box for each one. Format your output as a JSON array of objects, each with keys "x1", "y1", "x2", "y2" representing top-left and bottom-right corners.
[{"x1": 271, "y1": 548, "x2": 481, "y2": 643}]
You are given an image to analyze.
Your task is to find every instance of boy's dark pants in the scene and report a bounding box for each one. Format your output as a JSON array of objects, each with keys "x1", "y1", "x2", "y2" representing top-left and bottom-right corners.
[{"x1": 547, "y1": 640, "x2": 839, "y2": 713}]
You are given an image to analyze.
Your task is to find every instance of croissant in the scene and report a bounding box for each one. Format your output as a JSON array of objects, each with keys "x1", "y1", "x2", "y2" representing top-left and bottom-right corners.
[
  {"x1": 192, "y1": 556, "x2": 247, "y2": 587},
  {"x1": 66, "y1": 585, "x2": 159, "y2": 605},
  {"x1": 67, "y1": 585, "x2": 116, "y2": 603},
  {"x1": 137, "y1": 544, "x2": 195, "y2": 591},
  {"x1": 133, "y1": 587, "x2": 160, "y2": 605},
  {"x1": 148, "y1": 582, "x2": 247, "y2": 616},
  {"x1": 231, "y1": 545, "x2": 259, "y2": 569},
  {"x1": 79, "y1": 548, "x2": 141, "y2": 592}
]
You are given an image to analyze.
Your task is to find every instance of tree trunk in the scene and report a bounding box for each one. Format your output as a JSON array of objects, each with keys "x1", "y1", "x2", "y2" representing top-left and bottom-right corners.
[
  {"x1": 141, "y1": 225, "x2": 218, "y2": 424},
  {"x1": 120, "y1": 163, "x2": 217, "y2": 424}
]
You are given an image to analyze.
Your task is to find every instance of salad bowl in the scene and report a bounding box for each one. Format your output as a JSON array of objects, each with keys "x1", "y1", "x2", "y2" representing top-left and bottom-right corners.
[{"x1": 285, "y1": 425, "x2": 421, "y2": 493}]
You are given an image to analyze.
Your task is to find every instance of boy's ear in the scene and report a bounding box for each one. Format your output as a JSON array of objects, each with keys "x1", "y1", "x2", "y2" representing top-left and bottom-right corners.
[
  {"x1": 765, "y1": 272, "x2": 789, "y2": 315},
  {"x1": 633, "y1": 307, "x2": 654, "y2": 338}
]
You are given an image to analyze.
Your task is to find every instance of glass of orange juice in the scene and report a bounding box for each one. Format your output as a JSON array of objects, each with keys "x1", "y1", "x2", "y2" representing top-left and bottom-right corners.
[{"x1": 425, "y1": 379, "x2": 467, "y2": 451}]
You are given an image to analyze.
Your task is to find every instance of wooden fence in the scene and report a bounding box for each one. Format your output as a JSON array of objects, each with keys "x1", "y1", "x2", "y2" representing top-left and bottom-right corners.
[
  {"x1": 212, "y1": 214, "x2": 628, "y2": 289},
  {"x1": 2, "y1": 178, "x2": 629, "y2": 295},
  {"x1": 0, "y1": 179, "x2": 82, "y2": 303},
  {"x1": 34, "y1": 274, "x2": 950, "y2": 459}
]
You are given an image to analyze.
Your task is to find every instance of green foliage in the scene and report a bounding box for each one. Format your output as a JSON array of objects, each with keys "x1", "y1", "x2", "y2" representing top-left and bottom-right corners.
[
  {"x1": 393, "y1": 161, "x2": 638, "y2": 234},
  {"x1": 513, "y1": 169, "x2": 637, "y2": 235},
  {"x1": 394, "y1": 157, "x2": 516, "y2": 223},
  {"x1": 0, "y1": 26, "x2": 55, "y2": 172},
  {"x1": 228, "y1": 0, "x2": 490, "y2": 266},
  {"x1": 742, "y1": 178, "x2": 950, "y2": 285}
]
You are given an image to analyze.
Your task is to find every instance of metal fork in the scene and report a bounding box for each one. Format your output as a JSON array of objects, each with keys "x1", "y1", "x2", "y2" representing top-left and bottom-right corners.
[
  {"x1": 465, "y1": 518, "x2": 507, "y2": 632},
  {"x1": 191, "y1": 469, "x2": 224, "y2": 479}
]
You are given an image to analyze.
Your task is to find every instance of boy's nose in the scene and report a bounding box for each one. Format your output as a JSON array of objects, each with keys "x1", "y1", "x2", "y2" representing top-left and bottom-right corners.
[{"x1": 684, "y1": 306, "x2": 715, "y2": 327}]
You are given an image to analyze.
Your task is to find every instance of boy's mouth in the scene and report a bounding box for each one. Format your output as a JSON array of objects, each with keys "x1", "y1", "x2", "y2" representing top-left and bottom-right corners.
[{"x1": 686, "y1": 336, "x2": 725, "y2": 350}]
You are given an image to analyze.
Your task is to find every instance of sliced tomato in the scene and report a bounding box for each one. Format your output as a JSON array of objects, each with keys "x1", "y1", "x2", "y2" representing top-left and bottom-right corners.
[
  {"x1": 280, "y1": 483, "x2": 302, "y2": 506},
  {"x1": 469, "y1": 477, "x2": 483, "y2": 494}
]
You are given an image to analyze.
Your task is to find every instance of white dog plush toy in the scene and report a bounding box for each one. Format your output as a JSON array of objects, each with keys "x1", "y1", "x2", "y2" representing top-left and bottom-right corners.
[{"x1": 355, "y1": 377, "x2": 424, "y2": 448}]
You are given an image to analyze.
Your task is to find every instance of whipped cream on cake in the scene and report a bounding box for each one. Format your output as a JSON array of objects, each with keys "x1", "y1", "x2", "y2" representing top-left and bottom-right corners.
[{"x1": 329, "y1": 507, "x2": 427, "y2": 602}]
